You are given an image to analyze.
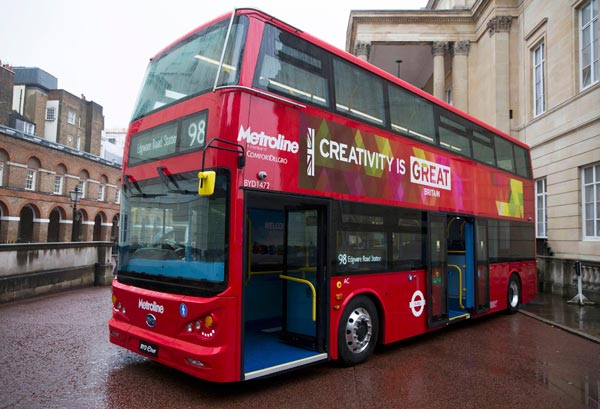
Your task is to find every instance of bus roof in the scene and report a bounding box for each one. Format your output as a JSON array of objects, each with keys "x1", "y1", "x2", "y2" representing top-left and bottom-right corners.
[{"x1": 150, "y1": 7, "x2": 529, "y2": 151}]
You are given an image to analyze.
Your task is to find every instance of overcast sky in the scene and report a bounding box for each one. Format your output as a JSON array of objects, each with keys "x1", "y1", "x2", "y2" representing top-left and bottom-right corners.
[{"x1": 1, "y1": 1, "x2": 426, "y2": 129}]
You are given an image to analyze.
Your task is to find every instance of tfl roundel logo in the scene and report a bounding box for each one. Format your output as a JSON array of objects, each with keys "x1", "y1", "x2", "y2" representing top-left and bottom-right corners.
[{"x1": 146, "y1": 313, "x2": 157, "y2": 328}]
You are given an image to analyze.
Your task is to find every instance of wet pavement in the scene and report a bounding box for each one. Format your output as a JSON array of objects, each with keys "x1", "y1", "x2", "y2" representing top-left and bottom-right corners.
[
  {"x1": 521, "y1": 291, "x2": 600, "y2": 342},
  {"x1": 0, "y1": 287, "x2": 599, "y2": 409}
]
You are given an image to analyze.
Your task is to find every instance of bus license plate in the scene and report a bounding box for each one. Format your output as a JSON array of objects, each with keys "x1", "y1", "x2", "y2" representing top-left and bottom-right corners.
[{"x1": 139, "y1": 340, "x2": 159, "y2": 358}]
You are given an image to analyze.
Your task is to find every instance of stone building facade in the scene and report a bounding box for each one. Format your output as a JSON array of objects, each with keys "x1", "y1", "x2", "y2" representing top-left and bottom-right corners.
[
  {"x1": 0, "y1": 127, "x2": 121, "y2": 244},
  {"x1": 347, "y1": 0, "x2": 600, "y2": 299}
]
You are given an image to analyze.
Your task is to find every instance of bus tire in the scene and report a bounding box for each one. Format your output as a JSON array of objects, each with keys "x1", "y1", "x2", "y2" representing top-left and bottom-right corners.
[
  {"x1": 506, "y1": 274, "x2": 521, "y2": 314},
  {"x1": 338, "y1": 295, "x2": 379, "y2": 366}
]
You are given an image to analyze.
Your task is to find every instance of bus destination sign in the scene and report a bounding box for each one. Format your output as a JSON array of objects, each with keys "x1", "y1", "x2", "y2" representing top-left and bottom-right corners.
[{"x1": 128, "y1": 110, "x2": 208, "y2": 166}]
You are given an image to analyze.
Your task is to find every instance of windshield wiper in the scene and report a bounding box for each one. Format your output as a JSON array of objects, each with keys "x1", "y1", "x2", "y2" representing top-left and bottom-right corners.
[
  {"x1": 157, "y1": 166, "x2": 196, "y2": 194},
  {"x1": 124, "y1": 174, "x2": 167, "y2": 198}
]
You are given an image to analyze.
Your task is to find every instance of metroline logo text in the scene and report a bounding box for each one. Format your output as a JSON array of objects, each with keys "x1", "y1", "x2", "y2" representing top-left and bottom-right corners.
[
  {"x1": 238, "y1": 125, "x2": 299, "y2": 154},
  {"x1": 138, "y1": 299, "x2": 165, "y2": 314}
]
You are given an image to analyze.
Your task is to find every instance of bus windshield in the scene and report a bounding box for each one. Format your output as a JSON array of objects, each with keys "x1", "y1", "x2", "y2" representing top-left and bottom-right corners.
[
  {"x1": 131, "y1": 15, "x2": 248, "y2": 120},
  {"x1": 119, "y1": 170, "x2": 228, "y2": 287}
]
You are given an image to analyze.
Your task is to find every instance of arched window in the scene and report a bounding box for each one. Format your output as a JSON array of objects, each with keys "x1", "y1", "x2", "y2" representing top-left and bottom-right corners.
[
  {"x1": 25, "y1": 157, "x2": 41, "y2": 192},
  {"x1": 0, "y1": 149, "x2": 9, "y2": 187},
  {"x1": 98, "y1": 175, "x2": 108, "y2": 201},
  {"x1": 54, "y1": 164, "x2": 67, "y2": 195},
  {"x1": 78, "y1": 169, "x2": 90, "y2": 199}
]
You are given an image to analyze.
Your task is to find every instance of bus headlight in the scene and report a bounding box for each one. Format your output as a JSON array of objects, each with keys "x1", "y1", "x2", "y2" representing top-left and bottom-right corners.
[
  {"x1": 185, "y1": 314, "x2": 217, "y2": 339},
  {"x1": 112, "y1": 295, "x2": 126, "y2": 314}
]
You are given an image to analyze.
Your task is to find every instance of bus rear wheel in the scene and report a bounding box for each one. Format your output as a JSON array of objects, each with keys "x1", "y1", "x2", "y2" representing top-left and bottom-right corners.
[
  {"x1": 506, "y1": 274, "x2": 521, "y2": 314},
  {"x1": 338, "y1": 295, "x2": 379, "y2": 366}
]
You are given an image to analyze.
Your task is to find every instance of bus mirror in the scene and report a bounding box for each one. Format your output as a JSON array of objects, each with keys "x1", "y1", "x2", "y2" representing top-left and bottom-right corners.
[{"x1": 198, "y1": 171, "x2": 216, "y2": 196}]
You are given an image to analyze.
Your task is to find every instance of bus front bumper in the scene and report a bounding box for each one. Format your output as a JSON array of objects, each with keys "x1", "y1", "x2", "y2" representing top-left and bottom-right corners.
[{"x1": 109, "y1": 318, "x2": 238, "y2": 383}]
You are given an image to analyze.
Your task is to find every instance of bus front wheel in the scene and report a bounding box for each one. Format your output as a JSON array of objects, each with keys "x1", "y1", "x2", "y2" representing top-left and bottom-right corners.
[
  {"x1": 506, "y1": 274, "x2": 521, "y2": 314},
  {"x1": 338, "y1": 295, "x2": 379, "y2": 366}
]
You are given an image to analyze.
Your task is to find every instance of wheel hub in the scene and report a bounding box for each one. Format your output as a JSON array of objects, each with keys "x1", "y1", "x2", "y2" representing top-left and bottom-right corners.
[{"x1": 344, "y1": 307, "x2": 372, "y2": 354}]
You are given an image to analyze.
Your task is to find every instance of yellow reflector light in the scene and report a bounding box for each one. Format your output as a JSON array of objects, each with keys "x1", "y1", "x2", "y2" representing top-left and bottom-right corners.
[{"x1": 204, "y1": 315, "x2": 214, "y2": 328}]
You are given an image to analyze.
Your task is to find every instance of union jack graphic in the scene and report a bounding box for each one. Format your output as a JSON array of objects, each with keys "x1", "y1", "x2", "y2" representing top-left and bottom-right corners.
[{"x1": 306, "y1": 128, "x2": 315, "y2": 177}]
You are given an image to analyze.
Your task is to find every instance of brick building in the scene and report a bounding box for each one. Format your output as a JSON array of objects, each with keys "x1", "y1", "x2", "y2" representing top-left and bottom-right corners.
[
  {"x1": 11, "y1": 66, "x2": 104, "y2": 155},
  {"x1": 0, "y1": 64, "x2": 121, "y2": 244},
  {"x1": 12, "y1": 66, "x2": 56, "y2": 139},
  {"x1": 0, "y1": 64, "x2": 13, "y2": 127},
  {"x1": 0, "y1": 127, "x2": 121, "y2": 243},
  {"x1": 46, "y1": 89, "x2": 104, "y2": 155}
]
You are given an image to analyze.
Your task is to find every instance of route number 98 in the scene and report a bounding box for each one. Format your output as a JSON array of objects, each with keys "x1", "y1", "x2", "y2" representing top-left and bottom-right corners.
[
  {"x1": 181, "y1": 111, "x2": 208, "y2": 149},
  {"x1": 187, "y1": 119, "x2": 206, "y2": 147}
]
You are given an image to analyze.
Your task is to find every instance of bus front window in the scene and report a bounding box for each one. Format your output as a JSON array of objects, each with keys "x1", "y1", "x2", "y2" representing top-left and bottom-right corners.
[
  {"x1": 118, "y1": 170, "x2": 229, "y2": 289},
  {"x1": 131, "y1": 15, "x2": 248, "y2": 120}
]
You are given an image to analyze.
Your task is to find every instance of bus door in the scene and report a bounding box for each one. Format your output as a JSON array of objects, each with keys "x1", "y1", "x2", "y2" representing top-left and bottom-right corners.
[
  {"x1": 427, "y1": 213, "x2": 448, "y2": 327},
  {"x1": 243, "y1": 193, "x2": 327, "y2": 380},
  {"x1": 475, "y1": 220, "x2": 490, "y2": 313},
  {"x1": 446, "y1": 216, "x2": 475, "y2": 322},
  {"x1": 281, "y1": 206, "x2": 324, "y2": 347}
]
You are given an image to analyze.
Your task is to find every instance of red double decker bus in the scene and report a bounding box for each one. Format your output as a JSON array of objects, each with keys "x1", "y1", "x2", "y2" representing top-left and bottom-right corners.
[{"x1": 109, "y1": 8, "x2": 536, "y2": 382}]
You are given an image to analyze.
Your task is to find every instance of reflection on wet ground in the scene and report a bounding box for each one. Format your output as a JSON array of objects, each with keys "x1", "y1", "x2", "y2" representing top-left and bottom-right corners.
[
  {"x1": 521, "y1": 291, "x2": 600, "y2": 408},
  {"x1": 0, "y1": 287, "x2": 598, "y2": 409},
  {"x1": 522, "y1": 291, "x2": 600, "y2": 341}
]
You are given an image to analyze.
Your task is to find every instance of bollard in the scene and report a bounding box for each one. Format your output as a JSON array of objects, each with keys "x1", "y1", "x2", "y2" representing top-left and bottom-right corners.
[{"x1": 567, "y1": 261, "x2": 595, "y2": 305}]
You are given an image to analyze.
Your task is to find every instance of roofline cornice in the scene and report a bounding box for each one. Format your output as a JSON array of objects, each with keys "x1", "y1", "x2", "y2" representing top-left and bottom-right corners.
[{"x1": 347, "y1": 0, "x2": 496, "y2": 52}]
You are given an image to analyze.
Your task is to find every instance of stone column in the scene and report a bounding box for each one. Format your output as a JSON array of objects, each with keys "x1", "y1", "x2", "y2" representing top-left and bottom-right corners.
[
  {"x1": 2, "y1": 217, "x2": 20, "y2": 243},
  {"x1": 83, "y1": 221, "x2": 95, "y2": 242},
  {"x1": 355, "y1": 41, "x2": 371, "y2": 61},
  {"x1": 451, "y1": 40, "x2": 470, "y2": 112},
  {"x1": 487, "y1": 16, "x2": 512, "y2": 134},
  {"x1": 432, "y1": 41, "x2": 448, "y2": 100},
  {"x1": 33, "y1": 218, "x2": 49, "y2": 243},
  {"x1": 58, "y1": 219, "x2": 70, "y2": 242}
]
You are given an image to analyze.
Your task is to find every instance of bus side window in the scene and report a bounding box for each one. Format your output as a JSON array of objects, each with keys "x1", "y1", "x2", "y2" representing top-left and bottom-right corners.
[
  {"x1": 494, "y1": 136, "x2": 516, "y2": 173},
  {"x1": 253, "y1": 24, "x2": 330, "y2": 108}
]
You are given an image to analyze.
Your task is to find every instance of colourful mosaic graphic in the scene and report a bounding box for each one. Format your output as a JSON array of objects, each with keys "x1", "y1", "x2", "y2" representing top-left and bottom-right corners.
[
  {"x1": 294, "y1": 113, "x2": 529, "y2": 220},
  {"x1": 495, "y1": 178, "x2": 524, "y2": 218}
]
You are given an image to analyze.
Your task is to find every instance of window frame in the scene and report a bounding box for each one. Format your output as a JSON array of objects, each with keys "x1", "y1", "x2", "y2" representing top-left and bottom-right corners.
[
  {"x1": 579, "y1": 0, "x2": 599, "y2": 90},
  {"x1": 532, "y1": 41, "x2": 546, "y2": 116},
  {"x1": 67, "y1": 111, "x2": 76, "y2": 125},
  {"x1": 45, "y1": 107, "x2": 56, "y2": 121},
  {"x1": 582, "y1": 163, "x2": 600, "y2": 240},
  {"x1": 53, "y1": 175, "x2": 63, "y2": 195},
  {"x1": 535, "y1": 178, "x2": 548, "y2": 238},
  {"x1": 25, "y1": 169, "x2": 36, "y2": 191},
  {"x1": 98, "y1": 184, "x2": 105, "y2": 201},
  {"x1": 78, "y1": 180, "x2": 86, "y2": 199}
]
